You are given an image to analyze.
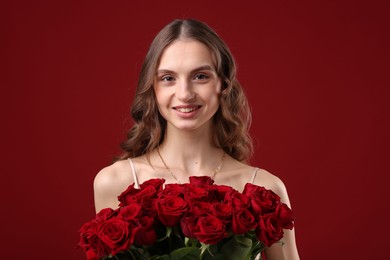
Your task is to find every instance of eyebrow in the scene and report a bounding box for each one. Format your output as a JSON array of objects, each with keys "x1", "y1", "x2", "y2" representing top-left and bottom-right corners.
[{"x1": 156, "y1": 65, "x2": 215, "y2": 75}]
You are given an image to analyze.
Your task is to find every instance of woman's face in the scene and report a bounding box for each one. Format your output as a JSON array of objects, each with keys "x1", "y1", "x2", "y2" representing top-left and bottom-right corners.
[{"x1": 154, "y1": 40, "x2": 221, "y2": 132}]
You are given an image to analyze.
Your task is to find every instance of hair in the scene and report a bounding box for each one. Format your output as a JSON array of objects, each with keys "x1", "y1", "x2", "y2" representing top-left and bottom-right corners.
[{"x1": 118, "y1": 19, "x2": 253, "y2": 162}]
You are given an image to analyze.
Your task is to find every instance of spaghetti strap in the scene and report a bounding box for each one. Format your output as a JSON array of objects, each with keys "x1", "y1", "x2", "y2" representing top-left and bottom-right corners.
[
  {"x1": 127, "y1": 158, "x2": 140, "y2": 189},
  {"x1": 250, "y1": 167, "x2": 259, "y2": 184}
]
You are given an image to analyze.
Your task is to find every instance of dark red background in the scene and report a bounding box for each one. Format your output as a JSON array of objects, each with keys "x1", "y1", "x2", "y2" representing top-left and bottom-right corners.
[{"x1": 2, "y1": 0, "x2": 389, "y2": 259}]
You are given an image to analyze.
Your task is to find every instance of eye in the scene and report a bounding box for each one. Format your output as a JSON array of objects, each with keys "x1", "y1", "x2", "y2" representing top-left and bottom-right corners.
[
  {"x1": 161, "y1": 75, "x2": 175, "y2": 82},
  {"x1": 194, "y1": 73, "x2": 209, "y2": 80}
]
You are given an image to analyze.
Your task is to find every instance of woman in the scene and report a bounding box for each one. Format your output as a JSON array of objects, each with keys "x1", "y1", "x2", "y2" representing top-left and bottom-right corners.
[{"x1": 94, "y1": 19, "x2": 299, "y2": 259}]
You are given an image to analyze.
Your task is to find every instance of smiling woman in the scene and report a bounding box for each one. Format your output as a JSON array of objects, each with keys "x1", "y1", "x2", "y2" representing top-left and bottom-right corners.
[
  {"x1": 154, "y1": 40, "x2": 221, "y2": 132},
  {"x1": 89, "y1": 19, "x2": 300, "y2": 260}
]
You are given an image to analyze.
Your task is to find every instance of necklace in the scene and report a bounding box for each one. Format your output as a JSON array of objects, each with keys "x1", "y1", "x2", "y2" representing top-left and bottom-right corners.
[{"x1": 156, "y1": 148, "x2": 225, "y2": 184}]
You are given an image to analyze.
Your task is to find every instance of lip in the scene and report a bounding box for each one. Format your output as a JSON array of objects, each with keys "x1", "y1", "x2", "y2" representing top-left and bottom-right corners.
[{"x1": 172, "y1": 105, "x2": 202, "y2": 118}]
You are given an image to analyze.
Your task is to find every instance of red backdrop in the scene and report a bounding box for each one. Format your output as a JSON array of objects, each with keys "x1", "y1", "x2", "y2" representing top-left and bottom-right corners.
[{"x1": 2, "y1": 0, "x2": 389, "y2": 259}]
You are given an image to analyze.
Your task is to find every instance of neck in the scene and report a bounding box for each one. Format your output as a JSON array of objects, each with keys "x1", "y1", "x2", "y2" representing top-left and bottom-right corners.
[{"x1": 156, "y1": 124, "x2": 223, "y2": 176}]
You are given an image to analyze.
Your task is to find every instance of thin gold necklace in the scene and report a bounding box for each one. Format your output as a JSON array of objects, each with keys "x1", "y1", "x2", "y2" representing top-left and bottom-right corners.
[{"x1": 156, "y1": 148, "x2": 225, "y2": 184}]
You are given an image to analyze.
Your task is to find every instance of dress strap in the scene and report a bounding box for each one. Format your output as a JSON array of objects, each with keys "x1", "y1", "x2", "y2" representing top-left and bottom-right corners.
[
  {"x1": 250, "y1": 167, "x2": 259, "y2": 184},
  {"x1": 127, "y1": 158, "x2": 140, "y2": 189}
]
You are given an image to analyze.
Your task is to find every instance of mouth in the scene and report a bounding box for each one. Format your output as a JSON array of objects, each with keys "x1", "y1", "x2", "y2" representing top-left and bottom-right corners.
[{"x1": 173, "y1": 106, "x2": 201, "y2": 113}]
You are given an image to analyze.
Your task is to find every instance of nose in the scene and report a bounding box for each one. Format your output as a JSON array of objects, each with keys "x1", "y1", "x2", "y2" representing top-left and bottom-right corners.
[{"x1": 175, "y1": 79, "x2": 195, "y2": 101}]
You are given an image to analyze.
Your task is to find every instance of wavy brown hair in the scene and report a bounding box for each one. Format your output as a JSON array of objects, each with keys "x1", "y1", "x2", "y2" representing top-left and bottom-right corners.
[{"x1": 118, "y1": 19, "x2": 253, "y2": 162}]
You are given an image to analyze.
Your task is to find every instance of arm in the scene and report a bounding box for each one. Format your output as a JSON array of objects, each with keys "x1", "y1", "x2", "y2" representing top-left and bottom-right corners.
[{"x1": 254, "y1": 170, "x2": 300, "y2": 260}]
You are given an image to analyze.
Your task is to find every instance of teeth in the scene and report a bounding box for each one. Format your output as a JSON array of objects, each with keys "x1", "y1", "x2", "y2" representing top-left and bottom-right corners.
[{"x1": 176, "y1": 107, "x2": 197, "y2": 113}]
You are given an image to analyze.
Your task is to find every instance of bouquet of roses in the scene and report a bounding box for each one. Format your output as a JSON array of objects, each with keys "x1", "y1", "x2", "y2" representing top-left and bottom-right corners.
[{"x1": 78, "y1": 176, "x2": 294, "y2": 260}]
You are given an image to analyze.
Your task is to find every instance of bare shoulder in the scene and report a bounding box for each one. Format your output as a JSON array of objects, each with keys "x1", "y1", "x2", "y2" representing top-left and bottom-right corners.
[
  {"x1": 253, "y1": 168, "x2": 291, "y2": 207},
  {"x1": 93, "y1": 160, "x2": 134, "y2": 213},
  {"x1": 94, "y1": 160, "x2": 133, "y2": 190}
]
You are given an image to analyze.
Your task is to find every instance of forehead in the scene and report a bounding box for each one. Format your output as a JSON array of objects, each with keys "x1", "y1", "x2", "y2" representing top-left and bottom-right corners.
[{"x1": 157, "y1": 40, "x2": 216, "y2": 71}]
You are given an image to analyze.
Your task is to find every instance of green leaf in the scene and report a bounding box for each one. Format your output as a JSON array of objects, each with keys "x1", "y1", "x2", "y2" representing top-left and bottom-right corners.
[
  {"x1": 249, "y1": 241, "x2": 265, "y2": 260},
  {"x1": 170, "y1": 247, "x2": 201, "y2": 260},
  {"x1": 220, "y1": 235, "x2": 253, "y2": 260}
]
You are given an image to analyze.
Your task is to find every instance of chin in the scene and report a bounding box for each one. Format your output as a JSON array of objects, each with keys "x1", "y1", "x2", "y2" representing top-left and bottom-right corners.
[
  {"x1": 173, "y1": 124, "x2": 200, "y2": 131},
  {"x1": 169, "y1": 121, "x2": 210, "y2": 132}
]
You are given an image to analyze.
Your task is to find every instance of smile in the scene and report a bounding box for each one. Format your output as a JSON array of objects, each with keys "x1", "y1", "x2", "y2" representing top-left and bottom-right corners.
[{"x1": 173, "y1": 106, "x2": 201, "y2": 113}]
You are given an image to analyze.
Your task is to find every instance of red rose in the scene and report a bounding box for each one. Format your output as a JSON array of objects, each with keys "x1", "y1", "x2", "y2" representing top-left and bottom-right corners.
[
  {"x1": 129, "y1": 186, "x2": 160, "y2": 217},
  {"x1": 97, "y1": 217, "x2": 133, "y2": 256},
  {"x1": 225, "y1": 190, "x2": 250, "y2": 211},
  {"x1": 118, "y1": 184, "x2": 139, "y2": 206},
  {"x1": 194, "y1": 215, "x2": 227, "y2": 244},
  {"x1": 79, "y1": 211, "x2": 118, "y2": 257},
  {"x1": 211, "y1": 185, "x2": 234, "y2": 201},
  {"x1": 79, "y1": 217, "x2": 120, "y2": 258},
  {"x1": 143, "y1": 198, "x2": 159, "y2": 218},
  {"x1": 275, "y1": 203, "x2": 294, "y2": 229},
  {"x1": 119, "y1": 183, "x2": 160, "y2": 208},
  {"x1": 135, "y1": 216, "x2": 156, "y2": 245},
  {"x1": 140, "y1": 178, "x2": 165, "y2": 191},
  {"x1": 181, "y1": 211, "x2": 199, "y2": 238},
  {"x1": 96, "y1": 208, "x2": 117, "y2": 221},
  {"x1": 190, "y1": 201, "x2": 212, "y2": 216},
  {"x1": 78, "y1": 221, "x2": 99, "y2": 251},
  {"x1": 243, "y1": 183, "x2": 280, "y2": 215},
  {"x1": 231, "y1": 208, "x2": 256, "y2": 234},
  {"x1": 118, "y1": 203, "x2": 142, "y2": 221},
  {"x1": 189, "y1": 176, "x2": 214, "y2": 187},
  {"x1": 85, "y1": 249, "x2": 98, "y2": 260},
  {"x1": 89, "y1": 235, "x2": 109, "y2": 259},
  {"x1": 256, "y1": 213, "x2": 284, "y2": 247},
  {"x1": 134, "y1": 185, "x2": 158, "y2": 202},
  {"x1": 183, "y1": 185, "x2": 210, "y2": 202},
  {"x1": 158, "y1": 183, "x2": 185, "y2": 198},
  {"x1": 210, "y1": 202, "x2": 232, "y2": 225},
  {"x1": 157, "y1": 196, "x2": 188, "y2": 226}
]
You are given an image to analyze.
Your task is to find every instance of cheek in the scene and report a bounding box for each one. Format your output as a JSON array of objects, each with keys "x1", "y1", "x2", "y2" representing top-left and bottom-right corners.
[
  {"x1": 154, "y1": 91, "x2": 174, "y2": 115},
  {"x1": 154, "y1": 88, "x2": 166, "y2": 106},
  {"x1": 203, "y1": 85, "x2": 221, "y2": 104}
]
